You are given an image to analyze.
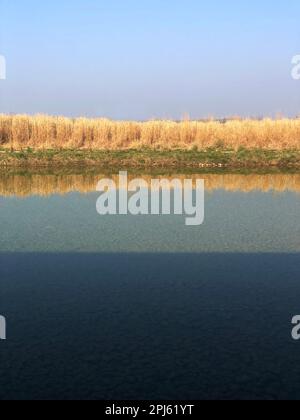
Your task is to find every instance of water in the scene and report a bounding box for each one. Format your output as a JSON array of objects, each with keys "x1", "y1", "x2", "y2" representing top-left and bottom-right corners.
[{"x1": 0, "y1": 170, "x2": 300, "y2": 400}]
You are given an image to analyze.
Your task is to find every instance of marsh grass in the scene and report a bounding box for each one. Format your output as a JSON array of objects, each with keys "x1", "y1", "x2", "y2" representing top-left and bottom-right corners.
[{"x1": 1, "y1": 114, "x2": 300, "y2": 151}]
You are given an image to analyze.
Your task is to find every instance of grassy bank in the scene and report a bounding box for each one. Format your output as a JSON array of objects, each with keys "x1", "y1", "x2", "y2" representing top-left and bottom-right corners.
[
  {"x1": 0, "y1": 148, "x2": 299, "y2": 169},
  {"x1": 1, "y1": 115, "x2": 299, "y2": 168}
]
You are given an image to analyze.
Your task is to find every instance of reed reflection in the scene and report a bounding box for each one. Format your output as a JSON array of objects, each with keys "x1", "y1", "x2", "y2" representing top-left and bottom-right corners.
[{"x1": 0, "y1": 171, "x2": 299, "y2": 197}]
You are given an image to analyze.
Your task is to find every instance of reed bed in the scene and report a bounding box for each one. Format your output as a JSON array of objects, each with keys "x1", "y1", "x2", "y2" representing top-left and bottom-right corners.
[
  {"x1": 1, "y1": 114, "x2": 300, "y2": 151},
  {"x1": 0, "y1": 172, "x2": 299, "y2": 197}
]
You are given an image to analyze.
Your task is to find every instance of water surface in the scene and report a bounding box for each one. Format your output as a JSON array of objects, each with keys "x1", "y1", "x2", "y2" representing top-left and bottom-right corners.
[{"x1": 0, "y1": 170, "x2": 300, "y2": 400}]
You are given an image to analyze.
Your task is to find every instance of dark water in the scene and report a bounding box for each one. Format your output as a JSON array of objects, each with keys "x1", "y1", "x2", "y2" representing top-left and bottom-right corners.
[{"x1": 0, "y1": 172, "x2": 300, "y2": 400}]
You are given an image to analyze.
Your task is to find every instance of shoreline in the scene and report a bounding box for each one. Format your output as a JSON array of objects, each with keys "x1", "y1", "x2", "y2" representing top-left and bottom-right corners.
[{"x1": 0, "y1": 148, "x2": 299, "y2": 169}]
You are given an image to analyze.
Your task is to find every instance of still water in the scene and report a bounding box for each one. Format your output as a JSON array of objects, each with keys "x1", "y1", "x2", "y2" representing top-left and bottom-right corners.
[{"x1": 0, "y1": 170, "x2": 300, "y2": 400}]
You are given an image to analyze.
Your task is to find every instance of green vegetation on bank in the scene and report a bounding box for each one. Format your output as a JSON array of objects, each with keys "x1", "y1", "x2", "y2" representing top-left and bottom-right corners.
[{"x1": 0, "y1": 148, "x2": 299, "y2": 169}]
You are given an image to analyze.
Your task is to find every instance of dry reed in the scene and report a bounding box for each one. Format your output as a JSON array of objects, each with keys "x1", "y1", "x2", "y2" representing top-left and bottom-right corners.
[{"x1": 1, "y1": 114, "x2": 300, "y2": 151}]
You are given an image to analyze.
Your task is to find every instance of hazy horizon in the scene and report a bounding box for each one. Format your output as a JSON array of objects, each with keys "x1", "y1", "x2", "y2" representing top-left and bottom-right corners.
[{"x1": 0, "y1": 0, "x2": 300, "y2": 120}]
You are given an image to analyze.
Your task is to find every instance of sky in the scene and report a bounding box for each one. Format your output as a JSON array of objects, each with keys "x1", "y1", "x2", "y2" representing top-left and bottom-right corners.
[{"x1": 0, "y1": 0, "x2": 300, "y2": 120}]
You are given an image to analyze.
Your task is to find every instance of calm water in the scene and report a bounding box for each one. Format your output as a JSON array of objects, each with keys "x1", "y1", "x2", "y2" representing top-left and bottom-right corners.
[{"x1": 0, "y1": 170, "x2": 300, "y2": 400}]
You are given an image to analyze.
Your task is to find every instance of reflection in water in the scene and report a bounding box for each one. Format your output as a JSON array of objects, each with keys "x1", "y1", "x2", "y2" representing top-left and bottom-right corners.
[
  {"x1": 0, "y1": 171, "x2": 300, "y2": 197},
  {"x1": 0, "y1": 169, "x2": 300, "y2": 253}
]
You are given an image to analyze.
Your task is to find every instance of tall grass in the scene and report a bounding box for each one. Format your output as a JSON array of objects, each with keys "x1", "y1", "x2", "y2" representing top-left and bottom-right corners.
[{"x1": 1, "y1": 114, "x2": 300, "y2": 150}]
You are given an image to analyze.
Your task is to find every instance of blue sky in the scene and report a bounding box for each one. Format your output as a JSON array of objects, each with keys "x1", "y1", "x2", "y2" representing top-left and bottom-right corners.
[{"x1": 0, "y1": 0, "x2": 299, "y2": 119}]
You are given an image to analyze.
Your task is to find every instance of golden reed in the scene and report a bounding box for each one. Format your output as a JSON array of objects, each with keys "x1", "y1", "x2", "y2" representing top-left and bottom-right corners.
[
  {"x1": 0, "y1": 173, "x2": 299, "y2": 197},
  {"x1": 1, "y1": 114, "x2": 300, "y2": 150}
]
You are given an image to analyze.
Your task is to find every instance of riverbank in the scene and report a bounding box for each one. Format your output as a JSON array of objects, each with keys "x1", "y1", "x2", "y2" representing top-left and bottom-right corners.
[{"x1": 0, "y1": 148, "x2": 299, "y2": 169}]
